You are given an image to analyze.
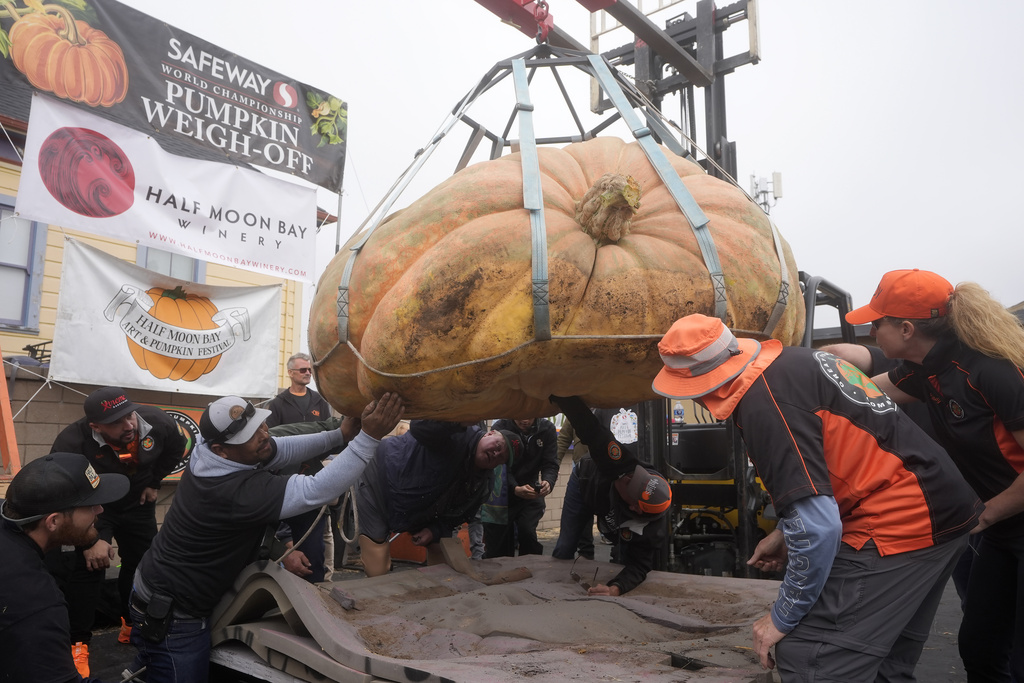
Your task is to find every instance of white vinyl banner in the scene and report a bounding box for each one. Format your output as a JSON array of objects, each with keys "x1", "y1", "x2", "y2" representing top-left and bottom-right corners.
[
  {"x1": 17, "y1": 94, "x2": 318, "y2": 282},
  {"x1": 49, "y1": 239, "x2": 281, "y2": 397}
]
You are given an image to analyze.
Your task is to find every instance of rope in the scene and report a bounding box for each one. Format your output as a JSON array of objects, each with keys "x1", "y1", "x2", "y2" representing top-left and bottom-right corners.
[
  {"x1": 1, "y1": 357, "x2": 88, "y2": 420},
  {"x1": 0, "y1": 119, "x2": 24, "y2": 164},
  {"x1": 343, "y1": 327, "x2": 770, "y2": 380},
  {"x1": 337, "y1": 486, "x2": 359, "y2": 544},
  {"x1": 274, "y1": 504, "x2": 329, "y2": 564}
]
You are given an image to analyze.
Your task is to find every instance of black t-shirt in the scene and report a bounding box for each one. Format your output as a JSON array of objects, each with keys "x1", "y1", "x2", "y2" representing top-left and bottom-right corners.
[{"x1": 890, "y1": 337, "x2": 1024, "y2": 537}]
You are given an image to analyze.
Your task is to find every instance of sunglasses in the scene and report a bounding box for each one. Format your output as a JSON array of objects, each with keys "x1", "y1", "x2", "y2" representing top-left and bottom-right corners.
[
  {"x1": 291, "y1": 367, "x2": 313, "y2": 374},
  {"x1": 220, "y1": 401, "x2": 256, "y2": 441}
]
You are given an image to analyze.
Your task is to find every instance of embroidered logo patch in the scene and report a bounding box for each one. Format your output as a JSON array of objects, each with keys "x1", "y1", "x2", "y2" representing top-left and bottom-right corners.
[
  {"x1": 815, "y1": 351, "x2": 896, "y2": 414},
  {"x1": 948, "y1": 399, "x2": 965, "y2": 419},
  {"x1": 620, "y1": 528, "x2": 633, "y2": 541},
  {"x1": 141, "y1": 436, "x2": 154, "y2": 450},
  {"x1": 84, "y1": 464, "x2": 100, "y2": 489},
  {"x1": 608, "y1": 442, "x2": 622, "y2": 461}
]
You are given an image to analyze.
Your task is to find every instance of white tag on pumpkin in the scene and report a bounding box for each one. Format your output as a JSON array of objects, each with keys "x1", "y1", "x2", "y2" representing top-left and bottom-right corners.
[{"x1": 610, "y1": 408, "x2": 638, "y2": 445}]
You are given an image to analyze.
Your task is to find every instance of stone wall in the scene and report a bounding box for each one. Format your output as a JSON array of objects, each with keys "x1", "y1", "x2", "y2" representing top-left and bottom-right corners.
[{"x1": 0, "y1": 367, "x2": 210, "y2": 554}]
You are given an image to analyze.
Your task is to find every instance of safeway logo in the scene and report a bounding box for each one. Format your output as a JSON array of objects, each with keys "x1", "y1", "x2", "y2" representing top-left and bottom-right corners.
[{"x1": 273, "y1": 82, "x2": 298, "y2": 108}]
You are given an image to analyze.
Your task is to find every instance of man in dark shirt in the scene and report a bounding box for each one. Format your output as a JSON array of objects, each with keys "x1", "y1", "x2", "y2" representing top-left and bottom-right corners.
[
  {"x1": 265, "y1": 352, "x2": 337, "y2": 582},
  {"x1": 130, "y1": 393, "x2": 403, "y2": 683},
  {"x1": 1, "y1": 452, "x2": 129, "y2": 683},
  {"x1": 265, "y1": 353, "x2": 332, "y2": 428},
  {"x1": 354, "y1": 421, "x2": 522, "y2": 576},
  {"x1": 48, "y1": 386, "x2": 188, "y2": 671},
  {"x1": 549, "y1": 396, "x2": 673, "y2": 595},
  {"x1": 484, "y1": 417, "x2": 559, "y2": 557}
]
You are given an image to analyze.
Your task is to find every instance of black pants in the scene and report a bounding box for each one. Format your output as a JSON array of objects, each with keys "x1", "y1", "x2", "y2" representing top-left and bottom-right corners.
[
  {"x1": 281, "y1": 508, "x2": 327, "y2": 583},
  {"x1": 959, "y1": 531, "x2": 1024, "y2": 682},
  {"x1": 46, "y1": 502, "x2": 157, "y2": 643},
  {"x1": 482, "y1": 497, "x2": 546, "y2": 558}
]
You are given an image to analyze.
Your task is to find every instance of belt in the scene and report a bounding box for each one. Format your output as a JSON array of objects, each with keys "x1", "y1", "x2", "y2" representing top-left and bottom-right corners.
[
  {"x1": 129, "y1": 592, "x2": 149, "y2": 614},
  {"x1": 129, "y1": 592, "x2": 200, "y2": 621}
]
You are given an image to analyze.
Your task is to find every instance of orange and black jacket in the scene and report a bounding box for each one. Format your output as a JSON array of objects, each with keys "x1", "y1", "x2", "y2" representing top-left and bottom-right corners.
[
  {"x1": 890, "y1": 337, "x2": 1024, "y2": 538},
  {"x1": 735, "y1": 347, "x2": 981, "y2": 555}
]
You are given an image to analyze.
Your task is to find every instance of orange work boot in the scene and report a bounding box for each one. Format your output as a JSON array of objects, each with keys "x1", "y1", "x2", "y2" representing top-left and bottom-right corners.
[
  {"x1": 72, "y1": 642, "x2": 89, "y2": 677},
  {"x1": 119, "y1": 617, "x2": 132, "y2": 644}
]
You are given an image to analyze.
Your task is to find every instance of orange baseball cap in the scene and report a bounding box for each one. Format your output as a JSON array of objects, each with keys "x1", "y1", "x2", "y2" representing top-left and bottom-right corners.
[
  {"x1": 652, "y1": 314, "x2": 762, "y2": 399},
  {"x1": 846, "y1": 269, "x2": 953, "y2": 325}
]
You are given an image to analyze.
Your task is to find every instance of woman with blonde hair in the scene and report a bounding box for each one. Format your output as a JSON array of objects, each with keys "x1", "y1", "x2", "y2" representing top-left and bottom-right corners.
[{"x1": 847, "y1": 268, "x2": 1024, "y2": 683}]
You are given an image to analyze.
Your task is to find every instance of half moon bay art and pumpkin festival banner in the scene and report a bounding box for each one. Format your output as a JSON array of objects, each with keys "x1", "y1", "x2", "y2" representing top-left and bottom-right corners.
[
  {"x1": 49, "y1": 239, "x2": 281, "y2": 397},
  {"x1": 17, "y1": 95, "x2": 318, "y2": 282},
  {"x1": 0, "y1": 0, "x2": 347, "y2": 192}
]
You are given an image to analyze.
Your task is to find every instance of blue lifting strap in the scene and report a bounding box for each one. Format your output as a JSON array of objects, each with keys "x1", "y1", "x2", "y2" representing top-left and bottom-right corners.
[
  {"x1": 588, "y1": 54, "x2": 727, "y2": 322},
  {"x1": 512, "y1": 59, "x2": 552, "y2": 342},
  {"x1": 762, "y1": 218, "x2": 792, "y2": 338}
]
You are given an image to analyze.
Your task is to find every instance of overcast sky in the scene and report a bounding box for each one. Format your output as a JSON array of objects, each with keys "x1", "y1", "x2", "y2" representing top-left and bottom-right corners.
[{"x1": 121, "y1": 0, "x2": 1024, "y2": 327}]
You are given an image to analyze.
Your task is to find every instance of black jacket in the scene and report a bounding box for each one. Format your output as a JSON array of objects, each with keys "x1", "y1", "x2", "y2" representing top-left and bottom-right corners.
[
  {"x1": 554, "y1": 396, "x2": 667, "y2": 594},
  {"x1": 0, "y1": 518, "x2": 104, "y2": 683},
  {"x1": 51, "y1": 405, "x2": 188, "y2": 519},
  {"x1": 492, "y1": 418, "x2": 559, "y2": 490},
  {"x1": 378, "y1": 421, "x2": 492, "y2": 542}
]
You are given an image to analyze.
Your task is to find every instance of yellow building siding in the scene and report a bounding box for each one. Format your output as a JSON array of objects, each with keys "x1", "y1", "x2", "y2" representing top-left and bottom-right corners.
[{"x1": 1, "y1": 161, "x2": 304, "y2": 391}]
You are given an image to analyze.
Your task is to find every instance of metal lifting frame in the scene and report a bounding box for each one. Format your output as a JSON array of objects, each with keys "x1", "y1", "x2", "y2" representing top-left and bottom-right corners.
[{"x1": 334, "y1": 43, "x2": 791, "y2": 347}]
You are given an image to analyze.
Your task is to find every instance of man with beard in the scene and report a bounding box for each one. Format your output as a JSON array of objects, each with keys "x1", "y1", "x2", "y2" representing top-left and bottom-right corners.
[
  {"x1": 1, "y1": 452, "x2": 129, "y2": 683},
  {"x1": 49, "y1": 387, "x2": 189, "y2": 674},
  {"x1": 130, "y1": 393, "x2": 403, "y2": 683}
]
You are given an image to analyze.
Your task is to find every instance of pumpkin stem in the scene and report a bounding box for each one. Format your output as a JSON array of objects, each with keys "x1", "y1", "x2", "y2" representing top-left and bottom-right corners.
[
  {"x1": 574, "y1": 173, "x2": 641, "y2": 243},
  {"x1": 161, "y1": 286, "x2": 188, "y2": 301},
  {"x1": 41, "y1": 3, "x2": 85, "y2": 46},
  {"x1": 0, "y1": 2, "x2": 30, "y2": 21}
]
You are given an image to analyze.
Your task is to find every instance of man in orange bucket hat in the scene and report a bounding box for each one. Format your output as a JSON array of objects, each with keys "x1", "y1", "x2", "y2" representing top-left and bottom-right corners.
[{"x1": 653, "y1": 314, "x2": 980, "y2": 681}]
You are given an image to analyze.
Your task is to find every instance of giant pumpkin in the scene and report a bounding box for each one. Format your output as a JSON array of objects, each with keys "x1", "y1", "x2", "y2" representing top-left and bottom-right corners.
[{"x1": 309, "y1": 137, "x2": 804, "y2": 421}]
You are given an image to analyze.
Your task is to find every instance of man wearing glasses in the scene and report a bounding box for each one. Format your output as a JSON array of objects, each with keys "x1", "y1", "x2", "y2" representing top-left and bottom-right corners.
[
  {"x1": 265, "y1": 353, "x2": 332, "y2": 428},
  {"x1": 264, "y1": 352, "x2": 338, "y2": 583},
  {"x1": 128, "y1": 392, "x2": 404, "y2": 683}
]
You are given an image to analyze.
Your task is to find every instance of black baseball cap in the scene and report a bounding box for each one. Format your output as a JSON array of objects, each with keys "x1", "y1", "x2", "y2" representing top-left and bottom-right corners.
[
  {"x1": 498, "y1": 429, "x2": 524, "y2": 464},
  {"x1": 2, "y1": 452, "x2": 129, "y2": 525},
  {"x1": 84, "y1": 387, "x2": 138, "y2": 424}
]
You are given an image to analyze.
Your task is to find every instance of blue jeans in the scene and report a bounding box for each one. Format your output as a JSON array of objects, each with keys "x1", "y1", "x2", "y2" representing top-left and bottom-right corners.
[
  {"x1": 553, "y1": 465, "x2": 592, "y2": 560},
  {"x1": 129, "y1": 602, "x2": 211, "y2": 683}
]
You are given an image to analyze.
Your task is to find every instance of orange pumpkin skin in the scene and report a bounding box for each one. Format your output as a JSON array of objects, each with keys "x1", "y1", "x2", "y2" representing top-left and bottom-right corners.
[
  {"x1": 126, "y1": 287, "x2": 222, "y2": 382},
  {"x1": 10, "y1": 13, "x2": 129, "y2": 107},
  {"x1": 309, "y1": 137, "x2": 804, "y2": 421}
]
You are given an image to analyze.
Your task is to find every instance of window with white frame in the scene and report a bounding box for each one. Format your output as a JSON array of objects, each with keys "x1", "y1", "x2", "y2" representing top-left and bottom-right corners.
[
  {"x1": 0, "y1": 198, "x2": 47, "y2": 332},
  {"x1": 137, "y1": 246, "x2": 205, "y2": 282}
]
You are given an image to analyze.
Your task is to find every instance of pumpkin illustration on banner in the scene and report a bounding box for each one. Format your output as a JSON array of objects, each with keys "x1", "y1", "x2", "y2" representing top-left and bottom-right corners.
[
  {"x1": 127, "y1": 286, "x2": 223, "y2": 382},
  {"x1": 2, "y1": 1, "x2": 129, "y2": 108}
]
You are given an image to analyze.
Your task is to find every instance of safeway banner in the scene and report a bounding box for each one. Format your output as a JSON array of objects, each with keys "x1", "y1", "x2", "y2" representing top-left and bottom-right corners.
[
  {"x1": 0, "y1": 0, "x2": 347, "y2": 191},
  {"x1": 49, "y1": 239, "x2": 281, "y2": 398},
  {"x1": 17, "y1": 95, "x2": 317, "y2": 282}
]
